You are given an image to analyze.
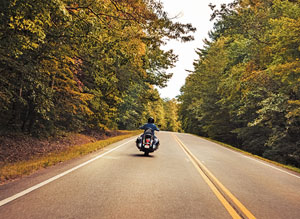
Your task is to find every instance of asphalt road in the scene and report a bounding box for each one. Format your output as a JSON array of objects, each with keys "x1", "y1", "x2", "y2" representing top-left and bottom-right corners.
[{"x1": 0, "y1": 132, "x2": 300, "y2": 219}]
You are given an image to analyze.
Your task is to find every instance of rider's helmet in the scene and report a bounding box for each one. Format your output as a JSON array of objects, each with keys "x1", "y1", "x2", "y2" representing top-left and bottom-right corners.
[{"x1": 148, "y1": 117, "x2": 154, "y2": 123}]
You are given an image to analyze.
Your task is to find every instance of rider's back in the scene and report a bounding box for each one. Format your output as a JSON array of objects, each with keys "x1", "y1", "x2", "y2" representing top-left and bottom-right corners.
[{"x1": 140, "y1": 123, "x2": 159, "y2": 135}]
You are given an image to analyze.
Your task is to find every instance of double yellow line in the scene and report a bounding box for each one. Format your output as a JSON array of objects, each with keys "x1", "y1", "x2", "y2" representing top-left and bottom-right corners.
[{"x1": 173, "y1": 134, "x2": 256, "y2": 219}]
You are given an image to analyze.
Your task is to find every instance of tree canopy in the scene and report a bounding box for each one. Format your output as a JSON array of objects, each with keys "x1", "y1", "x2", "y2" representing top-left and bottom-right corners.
[
  {"x1": 0, "y1": 0, "x2": 194, "y2": 136},
  {"x1": 179, "y1": 0, "x2": 300, "y2": 167}
]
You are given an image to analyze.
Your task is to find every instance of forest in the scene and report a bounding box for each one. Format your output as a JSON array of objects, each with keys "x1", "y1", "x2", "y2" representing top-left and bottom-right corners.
[
  {"x1": 179, "y1": 0, "x2": 300, "y2": 167},
  {"x1": 0, "y1": 0, "x2": 188, "y2": 137},
  {"x1": 1, "y1": 0, "x2": 299, "y2": 169}
]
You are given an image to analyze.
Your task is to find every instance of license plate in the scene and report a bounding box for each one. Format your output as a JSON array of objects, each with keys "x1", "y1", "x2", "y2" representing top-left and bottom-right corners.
[{"x1": 144, "y1": 144, "x2": 150, "y2": 148}]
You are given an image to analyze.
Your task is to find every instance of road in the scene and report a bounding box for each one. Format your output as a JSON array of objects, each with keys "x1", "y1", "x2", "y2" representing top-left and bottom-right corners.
[{"x1": 0, "y1": 132, "x2": 300, "y2": 218}]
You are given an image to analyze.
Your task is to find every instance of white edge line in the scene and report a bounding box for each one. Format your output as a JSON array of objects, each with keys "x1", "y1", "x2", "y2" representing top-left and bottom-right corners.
[
  {"x1": 176, "y1": 133, "x2": 300, "y2": 179},
  {"x1": 242, "y1": 155, "x2": 300, "y2": 179},
  {"x1": 216, "y1": 142, "x2": 300, "y2": 179},
  {"x1": 0, "y1": 138, "x2": 135, "y2": 207}
]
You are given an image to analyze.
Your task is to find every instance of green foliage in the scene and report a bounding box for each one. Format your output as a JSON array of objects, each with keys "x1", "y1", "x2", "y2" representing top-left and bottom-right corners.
[
  {"x1": 162, "y1": 99, "x2": 181, "y2": 132},
  {"x1": 179, "y1": 0, "x2": 300, "y2": 167},
  {"x1": 117, "y1": 85, "x2": 182, "y2": 132},
  {"x1": 0, "y1": 0, "x2": 194, "y2": 136}
]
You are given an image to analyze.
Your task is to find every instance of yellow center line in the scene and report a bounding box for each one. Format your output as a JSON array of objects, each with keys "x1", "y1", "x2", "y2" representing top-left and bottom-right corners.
[{"x1": 173, "y1": 134, "x2": 256, "y2": 219}]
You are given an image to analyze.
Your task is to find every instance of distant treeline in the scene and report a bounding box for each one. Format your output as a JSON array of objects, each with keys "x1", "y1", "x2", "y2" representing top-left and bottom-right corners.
[
  {"x1": 0, "y1": 0, "x2": 193, "y2": 136},
  {"x1": 179, "y1": 0, "x2": 300, "y2": 167}
]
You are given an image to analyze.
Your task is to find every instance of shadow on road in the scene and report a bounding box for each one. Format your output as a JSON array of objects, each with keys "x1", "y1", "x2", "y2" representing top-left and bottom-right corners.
[{"x1": 129, "y1": 154, "x2": 155, "y2": 158}]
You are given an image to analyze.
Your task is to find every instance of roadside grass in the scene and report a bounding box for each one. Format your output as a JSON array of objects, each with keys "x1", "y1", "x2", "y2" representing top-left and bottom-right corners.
[
  {"x1": 0, "y1": 130, "x2": 142, "y2": 182},
  {"x1": 194, "y1": 135, "x2": 300, "y2": 174}
]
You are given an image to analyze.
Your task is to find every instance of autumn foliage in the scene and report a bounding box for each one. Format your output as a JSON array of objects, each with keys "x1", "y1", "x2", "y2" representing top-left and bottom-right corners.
[{"x1": 0, "y1": 0, "x2": 193, "y2": 136}]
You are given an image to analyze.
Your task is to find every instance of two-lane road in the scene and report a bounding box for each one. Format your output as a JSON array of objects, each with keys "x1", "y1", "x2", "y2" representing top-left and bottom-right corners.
[{"x1": 1, "y1": 132, "x2": 300, "y2": 218}]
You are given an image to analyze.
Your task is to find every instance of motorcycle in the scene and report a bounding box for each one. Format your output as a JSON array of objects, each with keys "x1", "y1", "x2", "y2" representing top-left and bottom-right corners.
[{"x1": 136, "y1": 128, "x2": 159, "y2": 156}]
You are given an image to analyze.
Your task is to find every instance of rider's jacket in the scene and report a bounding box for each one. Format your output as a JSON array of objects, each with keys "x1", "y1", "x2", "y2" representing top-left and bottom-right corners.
[{"x1": 139, "y1": 123, "x2": 159, "y2": 135}]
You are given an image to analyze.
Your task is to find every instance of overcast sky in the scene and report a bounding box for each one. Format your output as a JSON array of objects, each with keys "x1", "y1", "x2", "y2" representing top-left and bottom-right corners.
[{"x1": 157, "y1": 0, "x2": 233, "y2": 99}]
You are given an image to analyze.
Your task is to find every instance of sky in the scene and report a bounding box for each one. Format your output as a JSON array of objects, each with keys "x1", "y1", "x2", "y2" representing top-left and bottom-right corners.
[{"x1": 157, "y1": 0, "x2": 233, "y2": 99}]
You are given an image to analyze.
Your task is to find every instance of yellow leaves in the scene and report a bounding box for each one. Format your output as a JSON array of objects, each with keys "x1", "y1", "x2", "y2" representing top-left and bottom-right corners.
[
  {"x1": 40, "y1": 59, "x2": 59, "y2": 76},
  {"x1": 271, "y1": 61, "x2": 300, "y2": 75},
  {"x1": 270, "y1": 17, "x2": 300, "y2": 40},
  {"x1": 64, "y1": 56, "x2": 76, "y2": 65},
  {"x1": 269, "y1": 17, "x2": 300, "y2": 61},
  {"x1": 288, "y1": 100, "x2": 300, "y2": 106},
  {"x1": 136, "y1": 40, "x2": 146, "y2": 56},
  {"x1": 39, "y1": 56, "x2": 94, "y2": 116},
  {"x1": 286, "y1": 100, "x2": 300, "y2": 118},
  {"x1": 79, "y1": 104, "x2": 94, "y2": 116},
  {"x1": 9, "y1": 14, "x2": 46, "y2": 37},
  {"x1": 7, "y1": 7, "x2": 53, "y2": 54},
  {"x1": 269, "y1": 61, "x2": 300, "y2": 85},
  {"x1": 126, "y1": 37, "x2": 146, "y2": 66},
  {"x1": 58, "y1": 86, "x2": 94, "y2": 115},
  {"x1": 199, "y1": 37, "x2": 229, "y2": 77}
]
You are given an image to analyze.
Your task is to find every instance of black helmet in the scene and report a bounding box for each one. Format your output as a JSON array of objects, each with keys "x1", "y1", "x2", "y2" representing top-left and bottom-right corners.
[{"x1": 148, "y1": 117, "x2": 154, "y2": 123}]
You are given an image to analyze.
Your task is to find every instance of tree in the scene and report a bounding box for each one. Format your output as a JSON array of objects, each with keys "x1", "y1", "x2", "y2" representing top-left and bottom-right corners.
[
  {"x1": 0, "y1": 0, "x2": 195, "y2": 136},
  {"x1": 178, "y1": 0, "x2": 300, "y2": 167}
]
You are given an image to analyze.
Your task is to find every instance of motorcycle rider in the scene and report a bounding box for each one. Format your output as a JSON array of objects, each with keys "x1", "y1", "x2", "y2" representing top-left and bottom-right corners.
[
  {"x1": 139, "y1": 117, "x2": 159, "y2": 134},
  {"x1": 137, "y1": 117, "x2": 160, "y2": 148}
]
